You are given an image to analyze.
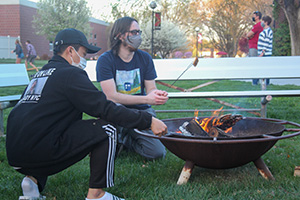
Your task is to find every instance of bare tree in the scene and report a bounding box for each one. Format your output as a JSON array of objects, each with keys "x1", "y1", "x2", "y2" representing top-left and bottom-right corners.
[
  {"x1": 201, "y1": 0, "x2": 251, "y2": 57},
  {"x1": 101, "y1": 0, "x2": 276, "y2": 57},
  {"x1": 244, "y1": 0, "x2": 274, "y2": 16}
]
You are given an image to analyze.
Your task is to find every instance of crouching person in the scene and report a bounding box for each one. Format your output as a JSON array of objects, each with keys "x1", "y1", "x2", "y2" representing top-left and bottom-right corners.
[{"x1": 5, "y1": 28, "x2": 167, "y2": 200}]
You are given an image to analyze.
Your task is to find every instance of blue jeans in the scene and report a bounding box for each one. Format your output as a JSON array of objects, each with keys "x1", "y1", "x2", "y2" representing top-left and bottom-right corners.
[
  {"x1": 252, "y1": 79, "x2": 270, "y2": 85},
  {"x1": 248, "y1": 48, "x2": 258, "y2": 57}
]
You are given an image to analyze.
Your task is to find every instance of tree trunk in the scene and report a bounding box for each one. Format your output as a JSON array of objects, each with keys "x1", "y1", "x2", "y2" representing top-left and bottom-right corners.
[{"x1": 278, "y1": 0, "x2": 300, "y2": 56}]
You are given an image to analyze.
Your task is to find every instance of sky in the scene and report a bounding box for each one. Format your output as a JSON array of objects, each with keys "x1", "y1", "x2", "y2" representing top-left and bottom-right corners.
[{"x1": 29, "y1": 0, "x2": 119, "y2": 20}]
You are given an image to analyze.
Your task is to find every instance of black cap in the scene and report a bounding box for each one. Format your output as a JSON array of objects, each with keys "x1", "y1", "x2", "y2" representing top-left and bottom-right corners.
[{"x1": 54, "y1": 28, "x2": 101, "y2": 54}]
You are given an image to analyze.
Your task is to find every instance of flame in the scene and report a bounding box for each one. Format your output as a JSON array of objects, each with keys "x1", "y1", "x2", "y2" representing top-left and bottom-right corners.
[
  {"x1": 193, "y1": 107, "x2": 232, "y2": 134},
  {"x1": 176, "y1": 130, "x2": 182, "y2": 134},
  {"x1": 198, "y1": 117, "x2": 211, "y2": 133},
  {"x1": 194, "y1": 110, "x2": 199, "y2": 118},
  {"x1": 212, "y1": 106, "x2": 223, "y2": 117},
  {"x1": 225, "y1": 127, "x2": 232, "y2": 133}
]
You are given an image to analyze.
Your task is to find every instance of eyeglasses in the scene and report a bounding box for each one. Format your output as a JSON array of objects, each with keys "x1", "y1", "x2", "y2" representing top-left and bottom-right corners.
[{"x1": 127, "y1": 30, "x2": 142, "y2": 35}]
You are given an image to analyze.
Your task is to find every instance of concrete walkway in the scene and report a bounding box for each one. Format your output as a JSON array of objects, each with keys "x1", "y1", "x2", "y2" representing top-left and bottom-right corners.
[{"x1": 270, "y1": 79, "x2": 300, "y2": 86}]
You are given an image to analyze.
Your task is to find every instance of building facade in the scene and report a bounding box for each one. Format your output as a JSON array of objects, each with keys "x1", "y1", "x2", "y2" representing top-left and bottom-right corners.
[{"x1": 0, "y1": 0, "x2": 109, "y2": 59}]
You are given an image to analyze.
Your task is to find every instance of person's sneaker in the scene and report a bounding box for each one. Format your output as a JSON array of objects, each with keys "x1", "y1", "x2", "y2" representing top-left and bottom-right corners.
[
  {"x1": 21, "y1": 177, "x2": 40, "y2": 197},
  {"x1": 86, "y1": 192, "x2": 125, "y2": 200},
  {"x1": 19, "y1": 196, "x2": 46, "y2": 200},
  {"x1": 103, "y1": 192, "x2": 125, "y2": 200}
]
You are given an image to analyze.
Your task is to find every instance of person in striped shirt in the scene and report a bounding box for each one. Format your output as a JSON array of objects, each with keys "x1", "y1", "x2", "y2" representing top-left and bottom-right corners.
[
  {"x1": 256, "y1": 15, "x2": 273, "y2": 85},
  {"x1": 257, "y1": 16, "x2": 273, "y2": 57}
]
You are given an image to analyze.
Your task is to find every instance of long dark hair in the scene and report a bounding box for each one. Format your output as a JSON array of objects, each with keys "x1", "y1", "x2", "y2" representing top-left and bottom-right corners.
[
  {"x1": 109, "y1": 16, "x2": 138, "y2": 56},
  {"x1": 15, "y1": 39, "x2": 23, "y2": 48}
]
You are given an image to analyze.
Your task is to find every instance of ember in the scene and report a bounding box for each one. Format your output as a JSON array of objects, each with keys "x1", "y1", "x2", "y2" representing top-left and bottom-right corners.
[{"x1": 178, "y1": 110, "x2": 243, "y2": 138}]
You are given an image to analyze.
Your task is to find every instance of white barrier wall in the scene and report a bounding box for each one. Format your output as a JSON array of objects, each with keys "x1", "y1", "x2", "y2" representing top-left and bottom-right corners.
[{"x1": 85, "y1": 57, "x2": 300, "y2": 86}]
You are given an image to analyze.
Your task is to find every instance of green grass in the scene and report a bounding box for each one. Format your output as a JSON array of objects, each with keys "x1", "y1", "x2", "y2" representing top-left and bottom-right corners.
[
  {"x1": 1, "y1": 59, "x2": 300, "y2": 199},
  {"x1": 0, "y1": 58, "x2": 48, "y2": 67}
]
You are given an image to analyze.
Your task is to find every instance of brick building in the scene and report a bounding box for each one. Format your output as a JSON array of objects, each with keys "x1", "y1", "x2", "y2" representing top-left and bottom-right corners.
[{"x1": 0, "y1": 0, "x2": 109, "y2": 59}]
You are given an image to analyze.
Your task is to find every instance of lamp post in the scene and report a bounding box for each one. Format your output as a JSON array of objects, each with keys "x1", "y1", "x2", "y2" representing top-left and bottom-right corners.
[
  {"x1": 195, "y1": 27, "x2": 200, "y2": 58},
  {"x1": 150, "y1": 1, "x2": 157, "y2": 58}
]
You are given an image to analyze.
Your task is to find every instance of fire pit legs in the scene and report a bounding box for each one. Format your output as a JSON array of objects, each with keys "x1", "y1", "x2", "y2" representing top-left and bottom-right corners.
[
  {"x1": 177, "y1": 160, "x2": 194, "y2": 185},
  {"x1": 253, "y1": 157, "x2": 275, "y2": 180}
]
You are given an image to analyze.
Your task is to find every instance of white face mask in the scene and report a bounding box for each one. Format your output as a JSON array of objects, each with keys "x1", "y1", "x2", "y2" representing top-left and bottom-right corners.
[{"x1": 70, "y1": 47, "x2": 87, "y2": 69}]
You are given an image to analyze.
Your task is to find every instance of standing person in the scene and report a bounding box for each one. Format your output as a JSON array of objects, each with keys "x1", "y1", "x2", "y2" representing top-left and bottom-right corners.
[
  {"x1": 247, "y1": 11, "x2": 264, "y2": 85},
  {"x1": 257, "y1": 15, "x2": 273, "y2": 85},
  {"x1": 247, "y1": 11, "x2": 263, "y2": 57},
  {"x1": 25, "y1": 40, "x2": 38, "y2": 71},
  {"x1": 11, "y1": 39, "x2": 24, "y2": 64},
  {"x1": 6, "y1": 28, "x2": 167, "y2": 200},
  {"x1": 96, "y1": 17, "x2": 169, "y2": 160}
]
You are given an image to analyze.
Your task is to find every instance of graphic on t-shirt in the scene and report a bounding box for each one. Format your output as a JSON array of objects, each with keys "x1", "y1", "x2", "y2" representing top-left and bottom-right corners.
[{"x1": 116, "y1": 69, "x2": 141, "y2": 94}]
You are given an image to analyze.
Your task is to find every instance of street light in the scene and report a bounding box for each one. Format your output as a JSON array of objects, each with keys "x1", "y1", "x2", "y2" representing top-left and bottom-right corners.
[
  {"x1": 150, "y1": 1, "x2": 157, "y2": 58},
  {"x1": 195, "y1": 27, "x2": 200, "y2": 58}
]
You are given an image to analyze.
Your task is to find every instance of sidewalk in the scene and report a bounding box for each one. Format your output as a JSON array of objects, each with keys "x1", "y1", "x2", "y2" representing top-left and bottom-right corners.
[{"x1": 270, "y1": 79, "x2": 300, "y2": 86}]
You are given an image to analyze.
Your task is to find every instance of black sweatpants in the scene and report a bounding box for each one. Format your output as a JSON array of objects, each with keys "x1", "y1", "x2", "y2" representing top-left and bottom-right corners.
[{"x1": 16, "y1": 119, "x2": 117, "y2": 192}]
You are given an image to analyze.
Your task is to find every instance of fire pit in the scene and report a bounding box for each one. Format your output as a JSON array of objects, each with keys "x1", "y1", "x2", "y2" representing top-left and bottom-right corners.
[{"x1": 135, "y1": 117, "x2": 300, "y2": 184}]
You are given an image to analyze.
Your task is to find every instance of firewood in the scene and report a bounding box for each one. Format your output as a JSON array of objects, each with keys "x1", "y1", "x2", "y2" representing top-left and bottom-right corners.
[
  {"x1": 217, "y1": 114, "x2": 243, "y2": 130},
  {"x1": 177, "y1": 114, "x2": 244, "y2": 138},
  {"x1": 208, "y1": 127, "x2": 219, "y2": 137},
  {"x1": 185, "y1": 119, "x2": 208, "y2": 137}
]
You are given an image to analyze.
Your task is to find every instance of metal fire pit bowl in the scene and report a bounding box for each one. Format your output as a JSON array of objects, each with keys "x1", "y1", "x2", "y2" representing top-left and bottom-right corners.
[{"x1": 135, "y1": 117, "x2": 300, "y2": 184}]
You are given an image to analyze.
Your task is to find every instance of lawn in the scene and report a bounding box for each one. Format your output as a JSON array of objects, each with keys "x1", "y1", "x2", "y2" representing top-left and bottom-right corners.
[{"x1": 1, "y1": 59, "x2": 300, "y2": 199}]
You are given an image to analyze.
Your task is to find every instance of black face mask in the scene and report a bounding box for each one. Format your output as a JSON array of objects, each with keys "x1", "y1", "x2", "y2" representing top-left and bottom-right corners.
[{"x1": 252, "y1": 17, "x2": 256, "y2": 22}]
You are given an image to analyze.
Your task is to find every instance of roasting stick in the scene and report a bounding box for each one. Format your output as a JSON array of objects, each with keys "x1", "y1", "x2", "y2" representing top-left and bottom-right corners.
[
  {"x1": 170, "y1": 57, "x2": 199, "y2": 87},
  {"x1": 165, "y1": 57, "x2": 261, "y2": 116}
]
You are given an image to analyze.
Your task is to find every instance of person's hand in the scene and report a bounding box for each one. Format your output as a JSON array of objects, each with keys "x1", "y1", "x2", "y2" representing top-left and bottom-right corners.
[
  {"x1": 150, "y1": 117, "x2": 168, "y2": 137},
  {"x1": 146, "y1": 89, "x2": 169, "y2": 105},
  {"x1": 11, "y1": 50, "x2": 14, "y2": 53}
]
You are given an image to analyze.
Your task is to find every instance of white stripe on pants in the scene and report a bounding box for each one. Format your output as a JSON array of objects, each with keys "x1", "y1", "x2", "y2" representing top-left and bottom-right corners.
[{"x1": 102, "y1": 124, "x2": 117, "y2": 187}]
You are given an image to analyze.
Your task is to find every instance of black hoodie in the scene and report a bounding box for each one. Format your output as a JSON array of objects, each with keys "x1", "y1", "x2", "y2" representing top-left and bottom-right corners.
[{"x1": 6, "y1": 55, "x2": 152, "y2": 168}]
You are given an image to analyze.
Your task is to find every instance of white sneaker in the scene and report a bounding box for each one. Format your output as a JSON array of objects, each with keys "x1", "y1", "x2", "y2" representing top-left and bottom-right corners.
[
  {"x1": 21, "y1": 177, "x2": 40, "y2": 197},
  {"x1": 105, "y1": 192, "x2": 125, "y2": 200},
  {"x1": 86, "y1": 191, "x2": 125, "y2": 200},
  {"x1": 18, "y1": 196, "x2": 46, "y2": 200}
]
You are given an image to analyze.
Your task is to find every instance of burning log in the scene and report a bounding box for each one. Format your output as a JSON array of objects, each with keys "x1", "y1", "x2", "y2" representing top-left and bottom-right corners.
[
  {"x1": 178, "y1": 114, "x2": 244, "y2": 138},
  {"x1": 217, "y1": 114, "x2": 244, "y2": 130},
  {"x1": 178, "y1": 121, "x2": 207, "y2": 137}
]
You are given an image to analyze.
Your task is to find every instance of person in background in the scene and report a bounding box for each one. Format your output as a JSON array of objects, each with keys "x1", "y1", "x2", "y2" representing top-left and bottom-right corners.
[
  {"x1": 247, "y1": 11, "x2": 263, "y2": 57},
  {"x1": 247, "y1": 11, "x2": 264, "y2": 85},
  {"x1": 6, "y1": 28, "x2": 167, "y2": 200},
  {"x1": 25, "y1": 40, "x2": 38, "y2": 71},
  {"x1": 11, "y1": 39, "x2": 24, "y2": 64},
  {"x1": 96, "y1": 17, "x2": 168, "y2": 160},
  {"x1": 257, "y1": 15, "x2": 273, "y2": 85}
]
